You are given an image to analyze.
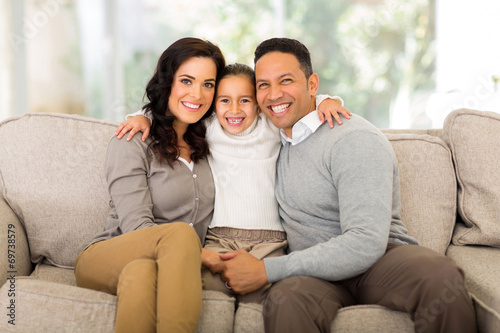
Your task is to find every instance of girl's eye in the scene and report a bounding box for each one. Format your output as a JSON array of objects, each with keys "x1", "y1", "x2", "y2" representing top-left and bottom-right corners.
[
  {"x1": 241, "y1": 99, "x2": 250, "y2": 103},
  {"x1": 220, "y1": 98, "x2": 229, "y2": 103}
]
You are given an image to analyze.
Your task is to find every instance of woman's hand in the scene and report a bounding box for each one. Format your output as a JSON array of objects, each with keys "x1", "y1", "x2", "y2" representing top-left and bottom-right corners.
[
  {"x1": 115, "y1": 115, "x2": 152, "y2": 142},
  {"x1": 318, "y1": 98, "x2": 352, "y2": 128},
  {"x1": 201, "y1": 248, "x2": 223, "y2": 269}
]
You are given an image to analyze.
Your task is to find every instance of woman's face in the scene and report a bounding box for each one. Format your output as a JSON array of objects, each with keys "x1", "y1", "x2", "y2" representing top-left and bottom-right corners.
[
  {"x1": 215, "y1": 75, "x2": 258, "y2": 135},
  {"x1": 168, "y1": 57, "x2": 217, "y2": 128}
]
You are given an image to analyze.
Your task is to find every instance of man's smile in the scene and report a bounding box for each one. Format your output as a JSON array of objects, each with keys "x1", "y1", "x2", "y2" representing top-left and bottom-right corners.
[{"x1": 269, "y1": 103, "x2": 291, "y2": 115}]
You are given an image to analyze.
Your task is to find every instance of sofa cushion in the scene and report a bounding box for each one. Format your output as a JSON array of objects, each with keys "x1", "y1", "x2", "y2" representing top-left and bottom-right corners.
[
  {"x1": 0, "y1": 278, "x2": 117, "y2": 332},
  {"x1": 443, "y1": 109, "x2": 500, "y2": 247},
  {"x1": 231, "y1": 302, "x2": 413, "y2": 333},
  {"x1": 0, "y1": 113, "x2": 117, "y2": 268},
  {"x1": 234, "y1": 302, "x2": 265, "y2": 333},
  {"x1": 30, "y1": 264, "x2": 77, "y2": 286},
  {"x1": 446, "y1": 245, "x2": 500, "y2": 332},
  {"x1": 0, "y1": 278, "x2": 236, "y2": 333},
  {"x1": 196, "y1": 291, "x2": 235, "y2": 333},
  {"x1": 383, "y1": 132, "x2": 457, "y2": 254},
  {"x1": 331, "y1": 305, "x2": 413, "y2": 332}
]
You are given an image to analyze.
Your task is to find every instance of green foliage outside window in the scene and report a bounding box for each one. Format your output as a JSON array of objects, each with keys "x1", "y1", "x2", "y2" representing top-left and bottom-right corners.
[{"x1": 120, "y1": 0, "x2": 435, "y2": 127}]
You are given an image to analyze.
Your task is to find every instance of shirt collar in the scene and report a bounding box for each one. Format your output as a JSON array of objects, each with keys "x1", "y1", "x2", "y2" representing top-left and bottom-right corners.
[{"x1": 280, "y1": 110, "x2": 323, "y2": 146}]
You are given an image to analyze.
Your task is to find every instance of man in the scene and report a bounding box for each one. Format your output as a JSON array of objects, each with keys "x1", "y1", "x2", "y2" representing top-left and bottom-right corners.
[{"x1": 211, "y1": 38, "x2": 477, "y2": 333}]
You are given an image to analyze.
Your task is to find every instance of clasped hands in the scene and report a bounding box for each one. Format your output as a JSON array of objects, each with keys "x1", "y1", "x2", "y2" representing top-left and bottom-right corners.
[{"x1": 202, "y1": 248, "x2": 268, "y2": 295}]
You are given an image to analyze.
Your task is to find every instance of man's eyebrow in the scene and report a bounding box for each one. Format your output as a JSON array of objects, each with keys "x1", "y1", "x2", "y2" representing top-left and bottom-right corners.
[
  {"x1": 279, "y1": 72, "x2": 294, "y2": 79},
  {"x1": 256, "y1": 72, "x2": 294, "y2": 84}
]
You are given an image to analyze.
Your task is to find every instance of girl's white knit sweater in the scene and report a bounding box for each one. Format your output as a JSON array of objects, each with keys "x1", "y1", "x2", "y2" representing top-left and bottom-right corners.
[
  {"x1": 205, "y1": 113, "x2": 283, "y2": 230},
  {"x1": 127, "y1": 95, "x2": 341, "y2": 232}
]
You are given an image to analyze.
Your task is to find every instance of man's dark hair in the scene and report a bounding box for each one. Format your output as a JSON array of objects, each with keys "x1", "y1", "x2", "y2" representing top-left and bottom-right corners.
[{"x1": 254, "y1": 38, "x2": 313, "y2": 78}]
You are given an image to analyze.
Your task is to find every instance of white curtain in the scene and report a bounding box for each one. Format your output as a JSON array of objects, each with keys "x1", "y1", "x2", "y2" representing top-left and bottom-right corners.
[{"x1": 0, "y1": 0, "x2": 15, "y2": 120}]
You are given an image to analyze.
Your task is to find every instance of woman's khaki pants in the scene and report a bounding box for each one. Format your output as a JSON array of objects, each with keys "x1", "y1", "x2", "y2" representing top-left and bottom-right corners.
[{"x1": 75, "y1": 223, "x2": 202, "y2": 333}]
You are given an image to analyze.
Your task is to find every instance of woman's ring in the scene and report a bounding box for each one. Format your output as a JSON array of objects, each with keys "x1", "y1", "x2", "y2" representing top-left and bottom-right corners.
[{"x1": 225, "y1": 281, "x2": 232, "y2": 290}]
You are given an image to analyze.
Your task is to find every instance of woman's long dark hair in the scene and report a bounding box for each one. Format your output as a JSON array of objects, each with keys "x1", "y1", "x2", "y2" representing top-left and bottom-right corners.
[{"x1": 142, "y1": 37, "x2": 225, "y2": 167}]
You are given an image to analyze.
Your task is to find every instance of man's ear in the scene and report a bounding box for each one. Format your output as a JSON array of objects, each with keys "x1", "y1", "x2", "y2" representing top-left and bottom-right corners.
[{"x1": 308, "y1": 73, "x2": 319, "y2": 96}]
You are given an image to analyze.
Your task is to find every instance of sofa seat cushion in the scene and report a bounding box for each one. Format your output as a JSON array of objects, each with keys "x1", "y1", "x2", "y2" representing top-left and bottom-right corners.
[
  {"x1": 234, "y1": 302, "x2": 265, "y2": 333},
  {"x1": 0, "y1": 277, "x2": 236, "y2": 333},
  {"x1": 196, "y1": 290, "x2": 236, "y2": 333},
  {"x1": 0, "y1": 277, "x2": 116, "y2": 332},
  {"x1": 0, "y1": 113, "x2": 118, "y2": 269},
  {"x1": 30, "y1": 263, "x2": 77, "y2": 286},
  {"x1": 383, "y1": 132, "x2": 457, "y2": 254},
  {"x1": 331, "y1": 305, "x2": 413, "y2": 332},
  {"x1": 447, "y1": 245, "x2": 500, "y2": 332},
  {"x1": 443, "y1": 109, "x2": 500, "y2": 247},
  {"x1": 232, "y1": 303, "x2": 413, "y2": 333}
]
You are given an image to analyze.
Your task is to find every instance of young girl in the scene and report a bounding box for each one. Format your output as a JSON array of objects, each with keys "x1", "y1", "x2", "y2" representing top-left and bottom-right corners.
[{"x1": 117, "y1": 63, "x2": 351, "y2": 305}]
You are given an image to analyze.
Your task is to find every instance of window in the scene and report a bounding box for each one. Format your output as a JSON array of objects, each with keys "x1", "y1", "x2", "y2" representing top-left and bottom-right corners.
[{"x1": 1, "y1": 0, "x2": 499, "y2": 128}]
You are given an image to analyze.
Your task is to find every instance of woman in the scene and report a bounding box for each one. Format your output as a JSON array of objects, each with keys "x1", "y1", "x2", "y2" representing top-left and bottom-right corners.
[{"x1": 74, "y1": 37, "x2": 225, "y2": 333}]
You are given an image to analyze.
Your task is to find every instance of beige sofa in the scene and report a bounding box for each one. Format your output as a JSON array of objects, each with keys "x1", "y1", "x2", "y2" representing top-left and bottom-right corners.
[{"x1": 0, "y1": 108, "x2": 498, "y2": 332}]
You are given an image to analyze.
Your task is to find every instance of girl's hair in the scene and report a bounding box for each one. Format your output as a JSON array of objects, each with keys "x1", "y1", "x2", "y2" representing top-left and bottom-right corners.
[
  {"x1": 142, "y1": 37, "x2": 225, "y2": 166},
  {"x1": 219, "y1": 63, "x2": 255, "y2": 87}
]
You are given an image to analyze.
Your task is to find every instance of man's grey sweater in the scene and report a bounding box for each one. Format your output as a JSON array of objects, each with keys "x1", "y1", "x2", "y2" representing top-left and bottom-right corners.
[{"x1": 263, "y1": 114, "x2": 418, "y2": 283}]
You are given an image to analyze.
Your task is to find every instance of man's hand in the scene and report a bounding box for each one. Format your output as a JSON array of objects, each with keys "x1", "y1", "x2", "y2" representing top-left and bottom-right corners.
[
  {"x1": 210, "y1": 249, "x2": 269, "y2": 295},
  {"x1": 115, "y1": 115, "x2": 151, "y2": 142},
  {"x1": 201, "y1": 248, "x2": 222, "y2": 269}
]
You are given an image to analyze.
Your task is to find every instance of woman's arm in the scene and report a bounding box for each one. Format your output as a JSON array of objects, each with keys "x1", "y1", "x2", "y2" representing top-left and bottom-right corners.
[
  {"x1": 115, "y1": 95, "x2": 353, "y2": 142},
  {"x1": 104, "y1": 136, "x2": 156, "y2": 233}
]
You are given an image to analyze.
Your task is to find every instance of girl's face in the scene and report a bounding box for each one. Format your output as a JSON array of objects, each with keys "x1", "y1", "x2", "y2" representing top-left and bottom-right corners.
[
  {"x1": 168, "y1": 57, "x2": 217, "y2": 129},
  {"x1": 215, "y1": 75, "x2": 258, "y2": 135}
]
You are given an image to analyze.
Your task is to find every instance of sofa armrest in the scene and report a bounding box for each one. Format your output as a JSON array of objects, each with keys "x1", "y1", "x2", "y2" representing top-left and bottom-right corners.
[{"x1": 0, "y1": 195, "x2": 33, "y2": 283}]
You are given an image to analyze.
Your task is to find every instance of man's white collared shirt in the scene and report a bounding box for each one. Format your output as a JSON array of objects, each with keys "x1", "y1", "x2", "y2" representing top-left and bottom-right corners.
[{"x1": 280, "y1": 110, "x2": 324, "y2": 146}]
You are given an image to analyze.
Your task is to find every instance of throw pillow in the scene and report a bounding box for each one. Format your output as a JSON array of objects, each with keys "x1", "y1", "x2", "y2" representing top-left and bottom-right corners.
[
  {"x1": 443, "y1": 108, "x2": 500, "y2": 247},
  {"x1": 384, "y1": 132, "x2": 457, "y2": 254},
  {"x1": 0, "y1": 113, "x2": 116, "y2": 268}
]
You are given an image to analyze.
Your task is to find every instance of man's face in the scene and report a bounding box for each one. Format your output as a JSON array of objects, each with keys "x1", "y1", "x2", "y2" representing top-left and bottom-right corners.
[{"x1": 255, "y1": 51, "x2": 318, "y2": 137}]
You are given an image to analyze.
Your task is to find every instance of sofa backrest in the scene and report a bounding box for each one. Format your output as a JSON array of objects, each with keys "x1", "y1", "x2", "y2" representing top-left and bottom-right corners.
[
  {"x1": 0, "y1": 113, "x2": 117, "y2": 269},
  {"x1": 382, "y1": 129, "x2": 457, "y2": 254},
  {"x1": 0, "y1": 112, "x2": 464, "y2": 270}
]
